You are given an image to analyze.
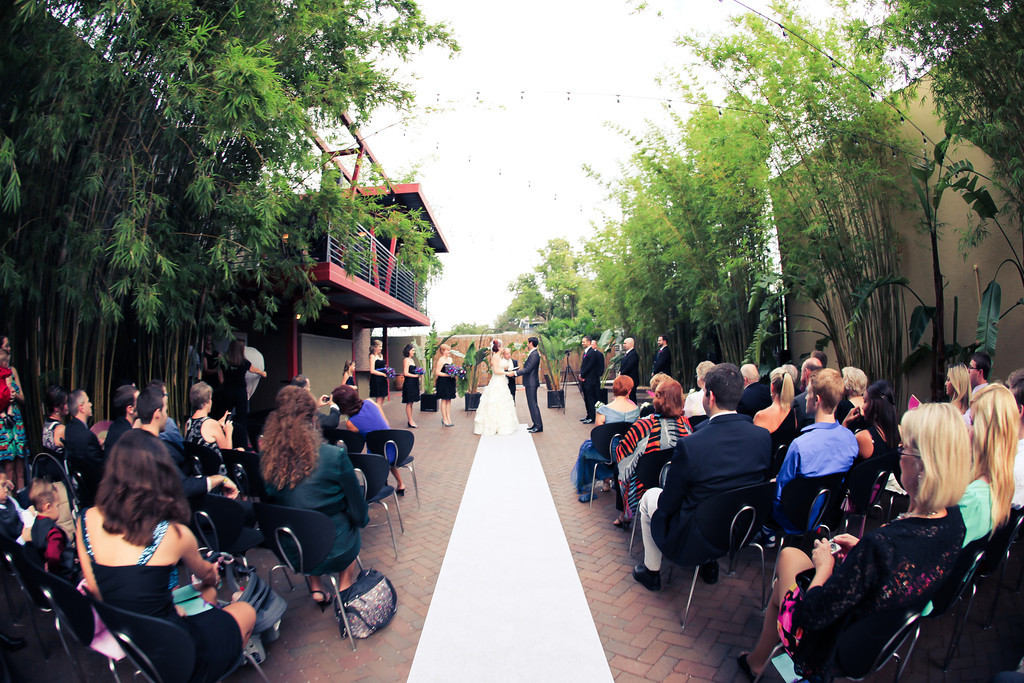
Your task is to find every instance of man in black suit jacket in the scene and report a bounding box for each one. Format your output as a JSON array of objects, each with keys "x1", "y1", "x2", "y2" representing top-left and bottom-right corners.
[
  {"x1": 736, "y1": 364, "x2": 772, "y2": 418},
  {"x1": 505, "y1": 350, "x2": 518, "y2": 403},
  {"x1": 64, "y1": 389, "x2": 106, "y2": 507},
  {"x1": 618, "y1": 337, "x2": 640, "y2": 403},
  {"x1": 632, "y1": 363, "x2": 771, "y2": 591},
  {"x1": 650, "y1": 335, "x2": 671, "y2": 379},
  {"x1": 103, "y1": 384, "x2": 139, "y2": 457},
  {"x1": 515, "y1": 337, "x2": 543, "y2": 433},
  {"x1": 579, "y1": 336, "x2": 603, "y2": 423}
]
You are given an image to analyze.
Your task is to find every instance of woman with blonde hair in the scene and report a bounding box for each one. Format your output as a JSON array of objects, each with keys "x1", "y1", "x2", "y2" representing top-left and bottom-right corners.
[
  {"x1": 683, "y1": 361, "x2": 715, "y2": 419},
  {"x1": 434, "y1": 343, "x2": 457, "y2": 427},
  {"x1": 945, "y1": 364, "x2": 971, "y2": 425},
  {"x1": 261, "y1": 386, "x2": 368, "y2": 608},
  {"x1": 959, "y1": 383, "x2": 1018, "y2": 544},
  {"x1": 738, "y1": 402, "x2": 970, "y2": 680},
  {"x1": 835, "y1": 366, "x2": 868, "y2": 424},
  {"x1": 754, "y1": 367, "x2": 798, "y2": 455}
]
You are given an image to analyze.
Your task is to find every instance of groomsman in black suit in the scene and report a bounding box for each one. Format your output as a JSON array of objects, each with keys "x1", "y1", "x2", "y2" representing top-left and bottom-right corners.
[
  {"x1": 579, "y1": 335, "x2": 600, "y2": 423},
  {"x1": 650, "y1": 334, "x2": 671, "y2": 380},
  {"x1": 505, "y1": 348, "x2": 518, "y2": 403},
  {"x1": 515, "y1": 337, "x2": 543, "y2": 433},
  {"x1": 619, "y1": 337, "x2": 640, "y2": 403}
]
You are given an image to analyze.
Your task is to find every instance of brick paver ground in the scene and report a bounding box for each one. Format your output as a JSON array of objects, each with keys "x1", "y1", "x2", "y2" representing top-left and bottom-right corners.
[{"x1": 5, "y1": 387, "x2": 1023, "y2": 681}]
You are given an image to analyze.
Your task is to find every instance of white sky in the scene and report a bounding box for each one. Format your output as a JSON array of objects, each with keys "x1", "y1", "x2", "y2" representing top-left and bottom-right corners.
[{"x1": 364, "y1": 0, "x2": 832, "y2": 332}]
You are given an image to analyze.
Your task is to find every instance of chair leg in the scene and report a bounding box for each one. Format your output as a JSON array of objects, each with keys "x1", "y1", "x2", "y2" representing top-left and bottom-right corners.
[
  {"x1": 0, "y1": 570, "x2": 19, "y2": 622},
  {"x1": 53, "y1": 616, "x2": 89, "y2": 683},
  {"x1": 356, "y1": 555, "x2": 364, "y2": 571},
  {"x1": 404, "y1": 463, "x2": 419, "y2": 509},
  {"x1": 589, "y1": 463, "x2": 599, "y2": 508},
  {"x1": 107, "y1": 656, "x2": 122, "y2": 682},
  {"x1": 377, "y1": 501, "x2": 400, "y2": 560},
  {"x1": 392, "y1": 492, "x2": 405, "y2": 534},
  {"x1": 628, "y1": 520, "x2": 637, "y2": 556},
  {"x1": 984, "y1": 563, "x2": 1008, "y2": 630},
  {"x1": 767, "y1": 537, "x2": 784, "y2": 610},
  {"x1": 753, "y1": 642, "x2": 784, "y2": 683},
  {"x1": 942, "y1": 587, "x2": 975, "y2": 671},
  {"x1": 243, "y1": 651, "x2": 272, "y2": 682},
  {"x1": 268, "y1": 564, "x2": 295, "y2": 592},
  {"x1": 895, "y1": 625, "x2": 920, "y2": 682},
  {"x1": 680, "y1": 567, "x2": 700, "y2": 630},
  {"x1": 327, "y1": 575, "x2": 357, "y2": 652},
  {"x1": 753, "y1": 544, "x2": 766, "y2": 611}
]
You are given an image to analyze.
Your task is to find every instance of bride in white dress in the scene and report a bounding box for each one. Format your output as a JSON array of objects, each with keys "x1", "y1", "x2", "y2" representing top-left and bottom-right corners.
[{"x1": 473, "y1": 340, "x2": 520, "y2": 436}]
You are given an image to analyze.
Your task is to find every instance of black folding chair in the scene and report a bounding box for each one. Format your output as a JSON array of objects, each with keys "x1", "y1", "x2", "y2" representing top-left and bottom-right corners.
[
  {"x1": 324, "y1": 429, "x2": 365, "y2": 455},
  {"x1": 222, "y1": 449, "x2": 265, "y2": 501},
  {"x1": 628, "y1": 459, "x2": 674, "y2": 556},
  {"x1": 0, "y1": 531, "x2": 50, "y2": 658},
  {"x1": 26, "y1": 561, "x2": 105, "y2": 682},
  {"x1": 677, "y1": 481, "x2": 775, "y2": 627},
  {"x1": 365, "y1": 429, "x2": 418, "y2": 508},
  {"x1": 587, "y1": 422, "x2": 632, "y2": 508},
  {"x1": 838, "y1": 451, "x2": 900, "y2": 536},
  {"x1": 192, "y1": 493, "x2": 263, "y2": 557},
  {"x1": 252, "y1": 502, "x2": 358, "y2": 651},
  {"x1": 925, "y1": 537, "x2": 987, "y2": 670},
  {"x1": 91, "y1": 597, "x2": 198, "y2": 683},
  {"x1": 833, "y1": 608, "x2": 922, "y2": 681},
  {"x1": 183, "y1": 441, "x2": 225, "y2": 477},
  {"x1": 978, "y1": 507, "x2": 1024, "y2": 629},
  {"x1": 349, "y1": 452, "x2": 403, "y2": 560}
]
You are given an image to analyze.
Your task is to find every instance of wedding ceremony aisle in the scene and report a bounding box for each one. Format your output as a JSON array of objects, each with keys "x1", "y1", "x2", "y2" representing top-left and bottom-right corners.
[
  {"x1": 408, "y1": 424, "x2": 612, "y2": 682},
  {"x1": 7, "y1": 387, "x2": 1024, "y2": 681}
]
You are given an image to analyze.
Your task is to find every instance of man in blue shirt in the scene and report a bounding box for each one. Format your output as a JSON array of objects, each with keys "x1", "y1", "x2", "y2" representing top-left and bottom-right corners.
[{"x1": 773, "y1": 367, "x2": 858, "y2": 534}]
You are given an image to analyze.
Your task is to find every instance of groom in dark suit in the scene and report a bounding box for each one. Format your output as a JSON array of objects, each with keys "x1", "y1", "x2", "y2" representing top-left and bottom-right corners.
[
  {"x1": 579, "y1": 335, "x2": 602, "y2": 424},
  {"x1": 515, "y1": 337, "x2": 543, "y2": 433},
  {"x1": 650, "y1": 335, "x2": 671, "y2": 380}
]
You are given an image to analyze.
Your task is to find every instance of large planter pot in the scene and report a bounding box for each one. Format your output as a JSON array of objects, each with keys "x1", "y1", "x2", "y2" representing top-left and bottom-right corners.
[
  {"x1": 395, "y1": 375, "x2": 405, "y2": 390},
  {"x1": 547, "y1": 390, "x2": 565, "y2": 409},
  {"x1": 464, "y1": 393, "x2": 481, "y2": 411},
  {"x1": 420, "y1": 393, "x2": 438, "y2": 412},
  {"x1": 596, "y1": 388, "x2": 609, "y2": 404}
]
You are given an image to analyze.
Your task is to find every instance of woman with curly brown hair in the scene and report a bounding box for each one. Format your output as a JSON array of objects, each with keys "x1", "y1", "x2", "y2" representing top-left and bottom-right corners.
[
  {"x1": 261, "y1": 386, "x2": 368, "y2": 609},
  {"x1": 76, "y1": 431, "x2": 255, "y2": 683}
]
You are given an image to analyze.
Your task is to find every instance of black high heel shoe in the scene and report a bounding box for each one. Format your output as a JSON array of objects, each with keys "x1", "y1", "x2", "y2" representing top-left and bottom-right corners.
[
  {"x1": 407, "y1": 422, "x2": 418, "y2": 429},
  {"x1": 311, "y1": 590, "x2": 334, "y2": 613}
]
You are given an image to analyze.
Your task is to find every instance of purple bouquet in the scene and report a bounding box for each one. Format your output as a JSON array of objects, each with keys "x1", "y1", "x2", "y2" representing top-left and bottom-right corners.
[
  {"x1": 383, "y1": 366, "x2": 397, "y2": 380},
  {"x1": 443, "y1": 363, "x2": 467, "y2": 379},
  {"x1": 412, "y1": 366, "x2": 426, "y2": 376}
]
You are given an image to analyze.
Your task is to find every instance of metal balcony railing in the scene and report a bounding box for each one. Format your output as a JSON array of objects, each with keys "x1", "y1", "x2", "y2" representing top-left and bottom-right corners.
[{"x1": 313, "y1": 230, "x2": 424, "y2": 312}]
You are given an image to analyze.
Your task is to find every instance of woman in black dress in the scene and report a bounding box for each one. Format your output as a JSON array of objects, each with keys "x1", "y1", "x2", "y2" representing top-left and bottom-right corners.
[
  {"x1": 401, "y1": 344, "x2": 421, "y2": 428},
  {"x1": 341, "y1": 360, "x2": 357, "y2": 388},
  {"x1": 841, "y1": 380, "x2": 898, "y2": 460},
  {"x1": 222, "y1": 339, "x2": 266, "y2": 449},
  {"x1": 368, "y1": 339, "x2": 388, "y2": 409},
  {"x1": 434, "y1": 343, "x2": 456, "y2": 427}
]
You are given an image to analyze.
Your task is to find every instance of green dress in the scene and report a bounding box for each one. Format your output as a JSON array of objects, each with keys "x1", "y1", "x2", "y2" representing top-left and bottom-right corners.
[{"x1": 267, "y1": 443, "x2": 369, "y2": 573}]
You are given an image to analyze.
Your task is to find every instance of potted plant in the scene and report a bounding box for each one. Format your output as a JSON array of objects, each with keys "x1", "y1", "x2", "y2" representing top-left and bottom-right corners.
[
  {"x1": 538, "y1": 332, "x2": 573, "y2": 409},
  {"x1": 419, "y1": 324, "x2": 453, "y2": 413},
  {"x1": 595, "y1": 329, "x2": 622, "y2": 404},
  {"x1": 457, "y1": 340, "x2": 488, "y2": 411}
]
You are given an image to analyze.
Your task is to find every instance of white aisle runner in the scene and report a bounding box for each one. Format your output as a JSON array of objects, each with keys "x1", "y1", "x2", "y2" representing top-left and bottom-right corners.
[{"x1": 408, "y1": 425, "x2": 613, "y2": 682}]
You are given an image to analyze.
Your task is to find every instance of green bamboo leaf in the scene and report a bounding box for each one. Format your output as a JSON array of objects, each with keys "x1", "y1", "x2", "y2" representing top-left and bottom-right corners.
[{"x1": 976, "y1": 280, "x2": 1001, "y2": 356}]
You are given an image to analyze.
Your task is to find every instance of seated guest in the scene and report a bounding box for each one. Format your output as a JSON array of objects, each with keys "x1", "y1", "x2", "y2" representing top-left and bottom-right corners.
[
  {"x1": 792, "y1": 357, "x2": 823, "y2": 430},
  {"x1": 945, "y1": 364, "x2": 972, "y2": 426},
  {"x1": 332, "y1": 384, "x2": 404, "y2": 495},
  {"x1": 683, "y1": 361, "x2": 715, "y2": 419},
  {"x1": 966, "y1": 351, "x2": 992, "y2": 424},
  {"x1": 42, "y1": 385, "x2": 68, "y2": 455},
  {"x1": 22, "y1": 479, "x2": 76, "y2": 579},
  {"x1": 640, "y1": 373, "x2": 671, "y2": 418},
  {"x1": 290, "y1": 374, "x2": 342, "y2": 430},
  {"x1": 261, "y1": 386, "x2": 368, "y2": 605},
  {"x1": 632, "y1": 364, "x2": 769, "y2": 590},
  {"x1": 137, "y1": 386, "x2": 237, "y2": 503},
  {"x1": 76, "y1": 431, "x2": 255, "y2": 683},
  {"x1": 772, "y1": 368, "x2": 857, "y2": 535},
  {"x1": 754, "y1": 367, "x2": 799, "y2": 456},
  {"x1": 185, "y1": 381, "x2": 234, "y2": 460},
  {"x1": 1007, "y1": 369, "x2": 1024, "y2": 509},
  {"x1": 738, "y1": 402, "x2": 970, "y2": 681},
  {"x1": 960, "y1": 384, "x2": 1017, "y2": 545},
  {"x1": 147, "y1": 379, "x2": 184, "y2": 454},
  {"x1": 572, "y1": 376, "x2": 640, "y2": 502},
  {"x1": 737, "y1": 364, "x2": 772, "y2": 417},
  {"x1": 64, "y1": 389, "x2": 105, "y2": 507},
  {"x1": 834, "y1": 366, "x2": 867, "y2": 425},
  {"x1": 614, "y1": 378, "x2": 691, "y2": 527},
  {"x1": 103, "y1": 384, "x2": 138, "y2": 456},
  {"x1": 840, "y1": 380, "x2": 898, "y2": 461}
]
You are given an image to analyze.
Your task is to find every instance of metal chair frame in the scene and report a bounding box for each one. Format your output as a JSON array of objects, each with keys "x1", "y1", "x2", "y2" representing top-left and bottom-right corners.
[
  {"x1": 349, "y1": 451, "x2": 404, "y2": 560},
  {"x1": 366, "y1": 429, "x2": 418, "y2": 508},
  {"x1": 587, "y1": 422, "x2": 631, "y2": 509}
]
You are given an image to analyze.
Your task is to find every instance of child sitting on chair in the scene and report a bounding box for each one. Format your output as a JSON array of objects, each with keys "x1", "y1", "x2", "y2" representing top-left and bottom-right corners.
[{"x1": 22, "y1": 479, "x2": 76, "y2": 579}]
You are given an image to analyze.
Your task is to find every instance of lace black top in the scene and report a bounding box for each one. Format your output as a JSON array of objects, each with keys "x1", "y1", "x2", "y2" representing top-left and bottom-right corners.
[{"x1": 794, "y1": 506, "x2": 966, "y2": 632}]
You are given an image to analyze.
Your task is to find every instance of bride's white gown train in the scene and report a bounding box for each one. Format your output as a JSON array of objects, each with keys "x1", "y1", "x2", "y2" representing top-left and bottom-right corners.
[{"x1": 473, "y1": 358, "x2": 519, "y2": 436}]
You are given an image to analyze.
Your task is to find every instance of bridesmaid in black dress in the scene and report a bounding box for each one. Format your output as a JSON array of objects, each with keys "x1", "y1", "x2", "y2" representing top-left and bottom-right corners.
[
  {"x1": 341, "y1": 360, "x2": 357, "y2": 388},
  {"x1": 401, "y1": 344, "x2": 421, "y2": 428},
  {"x1": 368, "y1": 339, "x2": 388, "y2": 409},
  {"x1": 434, "y1": 343, "x2": 457, "y2": 427}
]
